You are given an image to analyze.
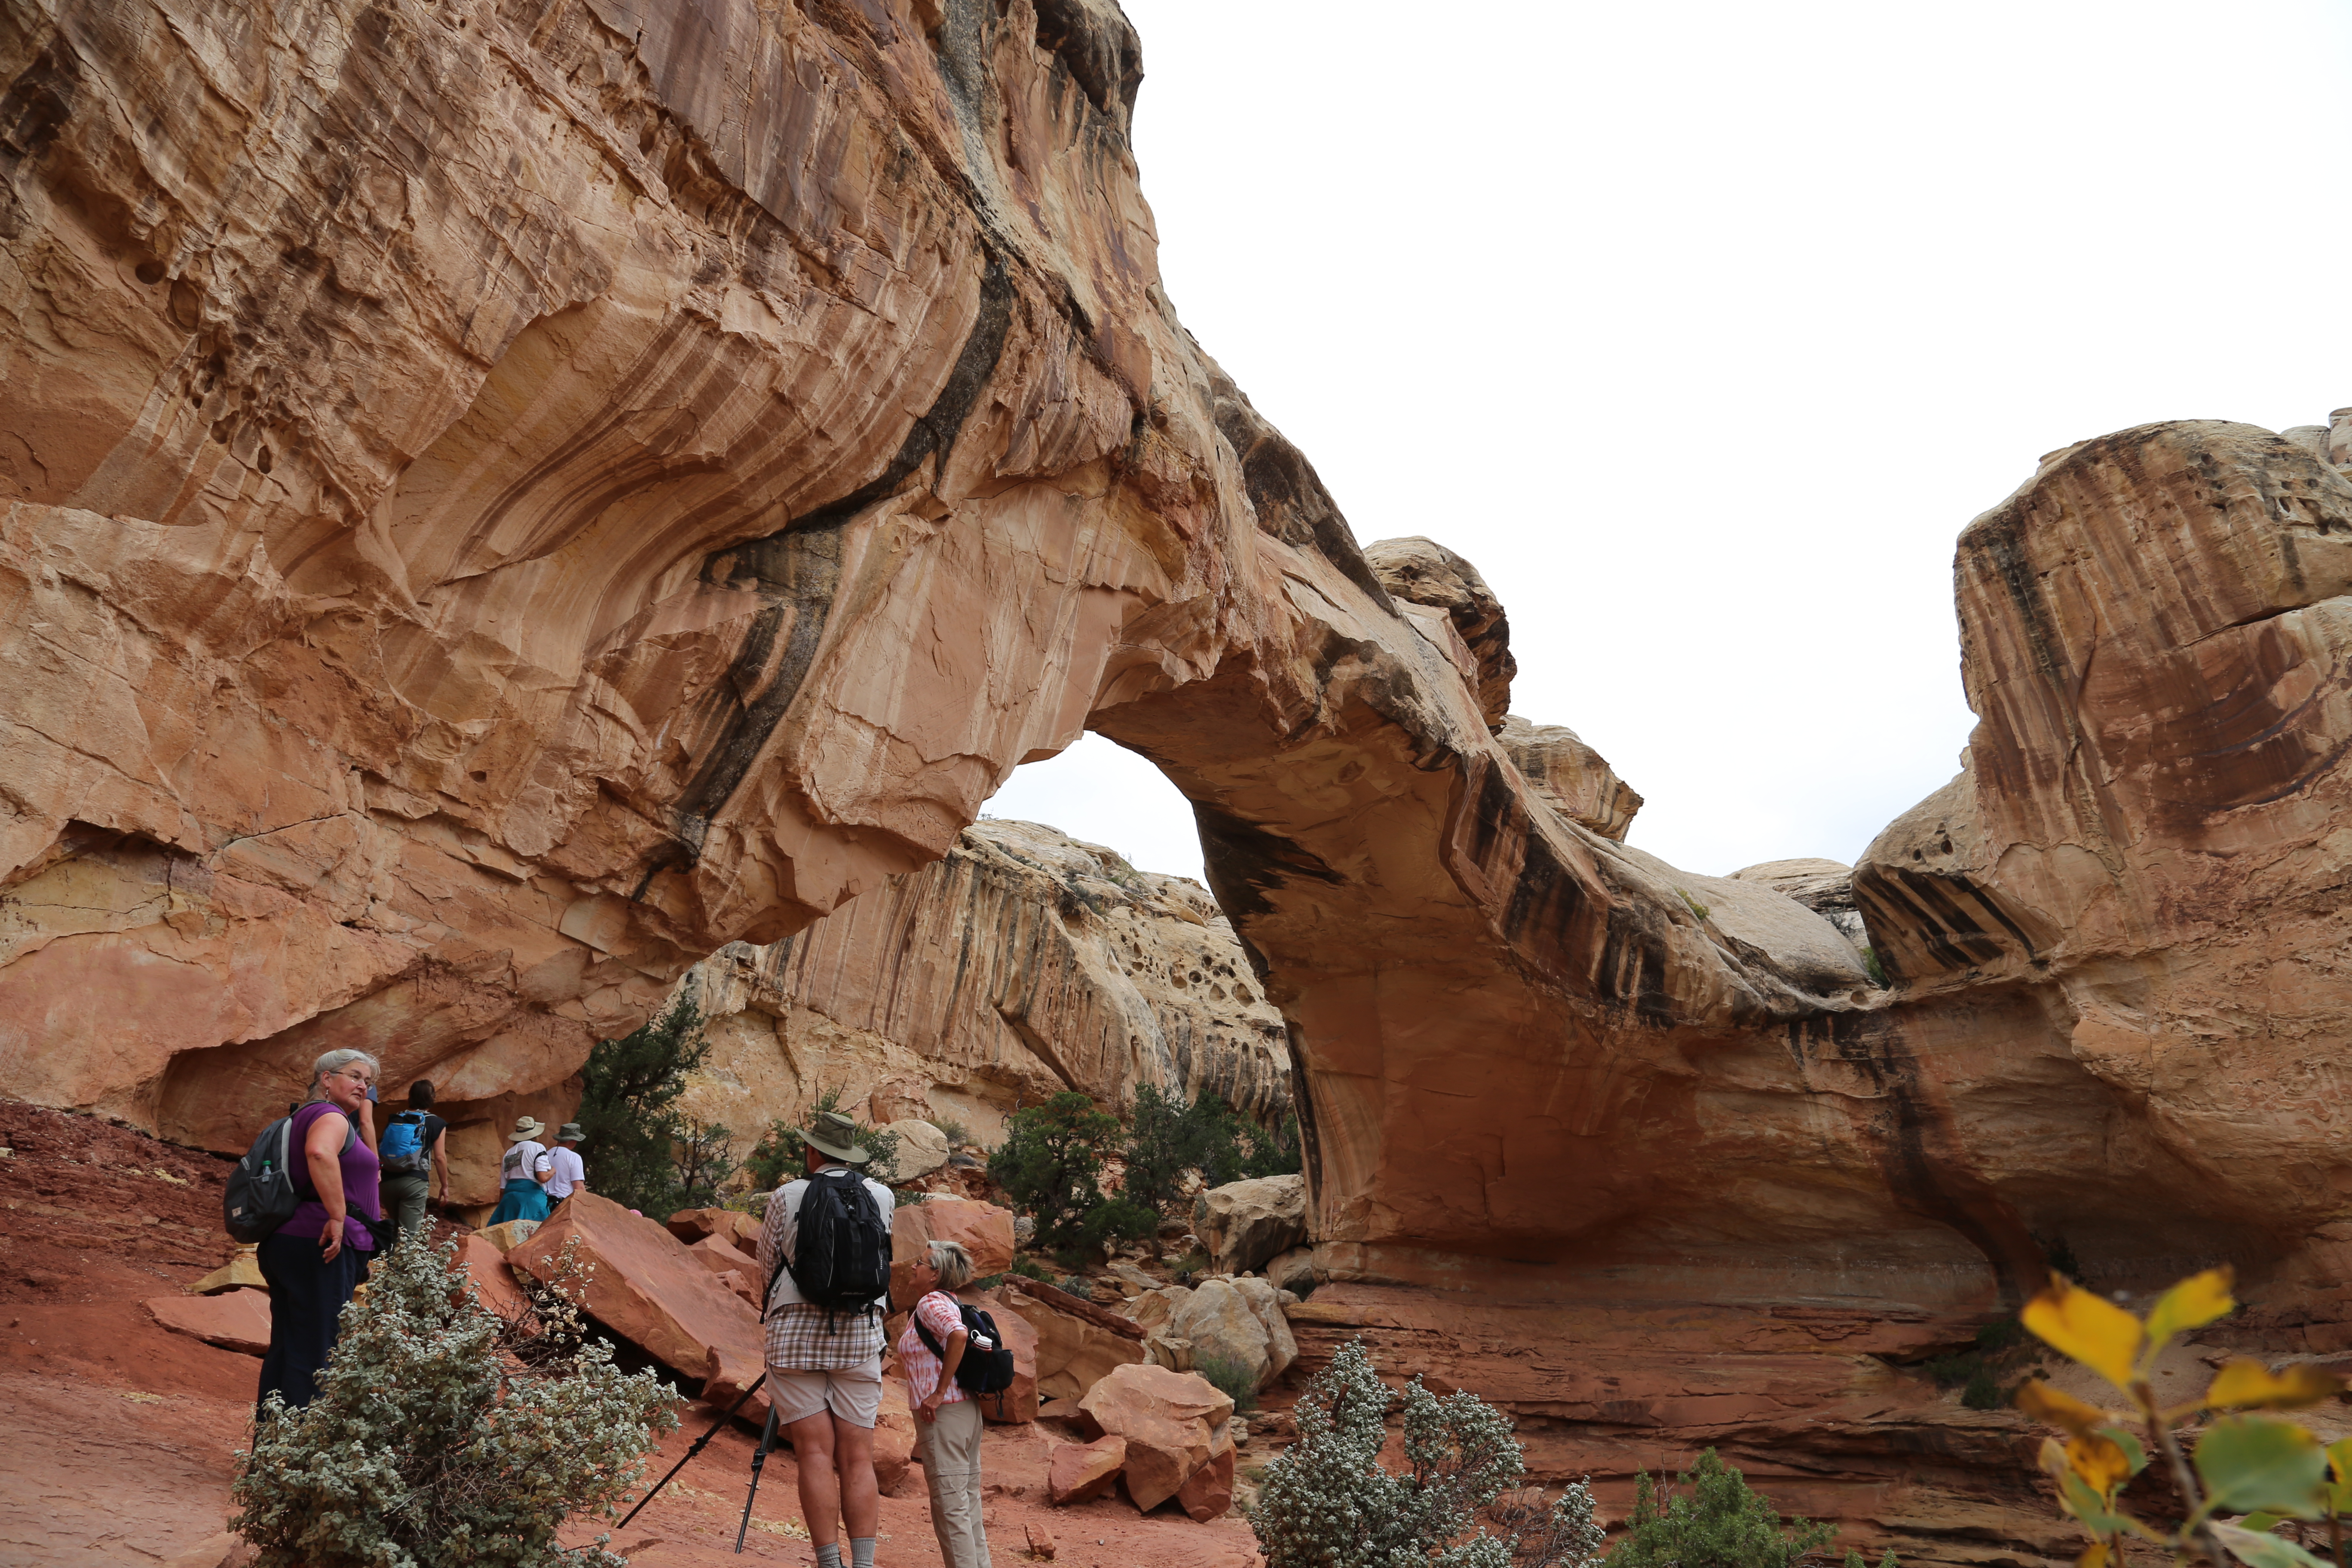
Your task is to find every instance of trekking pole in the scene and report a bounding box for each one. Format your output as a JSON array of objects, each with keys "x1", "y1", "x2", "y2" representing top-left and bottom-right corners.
[
  {"x1": 618, "y1": 1372, "x2": 767, "y2": 1528},
  {"x1": 734, "y1": 1404, "x2": 782, "y2": 1554}
]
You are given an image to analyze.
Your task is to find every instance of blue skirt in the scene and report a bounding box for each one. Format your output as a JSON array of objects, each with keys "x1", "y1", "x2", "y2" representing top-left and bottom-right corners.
[{"x1": 487, "y1": 1179, "x2": 551, "y2": 1226}]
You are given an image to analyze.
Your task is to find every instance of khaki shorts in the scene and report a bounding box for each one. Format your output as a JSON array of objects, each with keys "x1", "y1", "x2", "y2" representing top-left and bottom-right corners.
[{"x1": 769, "y1": 1354, "x2": 882, "y2": 1429}]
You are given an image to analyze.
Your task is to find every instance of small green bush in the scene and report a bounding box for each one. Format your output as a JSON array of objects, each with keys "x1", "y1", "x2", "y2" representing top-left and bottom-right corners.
[
  {"x1": 1195, "y1": 1351, "x2": 1261, "y2": 1415},
  {"x1": 989, "y1": 1091, "x2": 1142, "y2": 1259},
  {"x1": 1121, "y1": 1085, "x2": 1300, "y2": 1208},
  {"x1": 1960, "y1": 1365, "x2": 2003, "y2": 1410},
  {"x1": 232, "y1": 1231, "x2": 677, "y2": 1568},
  {"x1": 1008, "y1": 1255, "x2": 1051, "y2": 1281},
  {"x1": 1057, "y1": 1273, "x2": 1093, "y2": 1298},
  {"x1": 1604, "y1": 1449, "x2": 1834, "y2": 1568},
  {"x1": 746, "y1": 1086, "x2": 902, "y2": 1190},
  {"x1": 1251, "y1": 1338, "x2": 1601, "y2": 1568},
  {"x1": 575, "y1": 994, "x2": 713, "y2": 1214},
  {"x1": 930, "y1": 1115, "x2": 970, "y2": 1148}
]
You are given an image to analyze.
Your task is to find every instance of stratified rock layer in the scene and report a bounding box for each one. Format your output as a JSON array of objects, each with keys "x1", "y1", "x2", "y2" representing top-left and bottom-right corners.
[{"x1": 674, "y1": 820, "x2": 1291, "y2": 1149}]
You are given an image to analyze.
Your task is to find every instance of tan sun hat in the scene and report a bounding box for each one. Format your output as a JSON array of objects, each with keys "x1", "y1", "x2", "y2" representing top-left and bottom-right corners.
[
  {"x1": 510, "y1": 1115, "x2": 546, "y2": 1141},
  {"x1": 797, "y1": 1109, "x2": 869, "y2": 1164}
]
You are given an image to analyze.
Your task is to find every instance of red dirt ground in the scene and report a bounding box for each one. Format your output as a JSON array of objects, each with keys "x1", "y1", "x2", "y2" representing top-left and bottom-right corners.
[{"x1": 0, "y1": 1102, "x2": 1263, "y2": 1568}]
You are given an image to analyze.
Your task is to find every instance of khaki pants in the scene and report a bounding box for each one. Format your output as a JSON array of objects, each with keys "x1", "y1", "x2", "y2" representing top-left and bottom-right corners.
[{"x1": 914, "y1": 1397, "x2": 991, "y2": 1568}]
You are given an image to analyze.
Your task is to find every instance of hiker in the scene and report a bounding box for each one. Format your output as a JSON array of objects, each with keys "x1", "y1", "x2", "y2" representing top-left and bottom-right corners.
[
  {"x1": 256, "y1": 1048, "x2": 385, "y2": 1413},
  {"x1": 900, "y1": 1240, "x2": 992, "y2": 1568},
  {"x1": 378, "y1": 1081, "x2": 450, "y2": 1239},
  {"x1": 756, "y1": 1110, "x2": 895, "y2": 1568},
  {"x1": 487, "y1": 1115, "x2": 553, "y2": 1225},
  {"x1": 543, "y1": 1122, "x2": 588, "y2": 1208}
]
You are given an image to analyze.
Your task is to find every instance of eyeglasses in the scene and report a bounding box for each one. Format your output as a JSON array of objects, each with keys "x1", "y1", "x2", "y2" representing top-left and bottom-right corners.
[{"x1": 333, "y1": 1069, "x2": 375, "y2": 1085}]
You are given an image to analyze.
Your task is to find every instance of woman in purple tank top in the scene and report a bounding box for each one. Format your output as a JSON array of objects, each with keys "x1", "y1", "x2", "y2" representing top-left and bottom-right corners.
[{"x1": 255, "y1": 1047, "x2": 385, "y2": 1415}]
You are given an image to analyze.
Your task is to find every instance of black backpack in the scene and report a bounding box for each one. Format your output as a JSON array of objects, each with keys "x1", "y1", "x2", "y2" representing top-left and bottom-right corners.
[
  {"x1": 913, "y1": 1299, "x2": 1018, "y2": 1396},
  {"x1": 772, "y1": 1170, "x2": 891, "y2": 1324},
  {"x1": 223, "y1": 1109, "x2": 353, "y2": 1244}
]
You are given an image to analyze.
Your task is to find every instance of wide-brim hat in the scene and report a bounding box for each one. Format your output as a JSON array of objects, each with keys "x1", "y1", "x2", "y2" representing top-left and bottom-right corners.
[
  {"x1": 511, "y1": 1115, "x2": 546, "y2": 1140},
  {"x1": 798, "y1": 1109, "x2": 869, "y2": 1164},
  {"x1": 557, "y1": 1123, "x2": 585, "y2": 1142}
]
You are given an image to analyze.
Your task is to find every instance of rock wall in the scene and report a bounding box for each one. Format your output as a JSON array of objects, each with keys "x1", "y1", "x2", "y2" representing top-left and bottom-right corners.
[{"x1": 669, "y1": 818, "x2": 1290, "y2": 1150}]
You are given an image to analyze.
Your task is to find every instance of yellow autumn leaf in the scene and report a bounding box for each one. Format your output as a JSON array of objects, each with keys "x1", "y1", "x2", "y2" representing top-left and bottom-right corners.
[
  {"x1": 2023, "y1": 1273, "x2": 2145, "y2": 1389},
  {"x1": 2015, "y1": 1378, "x2": 2115, "y2": 1437},
  {"x1": 2039, "y1": 1436, "x2": 2070, "y2": 1480},
  {"x1": 2067, "y1": 1431, "x2": 2133, "y2": 1498},
  {"x1": 2141, "y1": 1267, "x2": 2236, "y2": 1365},
  {"x1": 2328, "y1": 1436, "x2": 2352, "y2": 1486},
  {"x1": 2206, "y1": 1359, "x2": 2348, "y2": 1412},
  {"x1": 2076, "y1": 1544, "x2": 2110, "y2": 1568}
]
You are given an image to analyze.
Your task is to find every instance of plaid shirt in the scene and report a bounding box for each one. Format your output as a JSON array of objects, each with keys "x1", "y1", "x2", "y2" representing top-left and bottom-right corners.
[
  {"x1": 757, "y1": 1169, "x2": 893, "y2": 1372},
  {"x1": 765, "y1": 1300, "x2": 885, "y2": 1372},
  {"x1": 894, "y1": 1290, "x2": 971, "y2": 1407}
]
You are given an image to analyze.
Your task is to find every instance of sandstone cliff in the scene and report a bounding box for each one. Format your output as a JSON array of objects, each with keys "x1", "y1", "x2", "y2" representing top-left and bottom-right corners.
[{"x1": 669, "y1": 818, "x2": 1290, "y2": 1151}]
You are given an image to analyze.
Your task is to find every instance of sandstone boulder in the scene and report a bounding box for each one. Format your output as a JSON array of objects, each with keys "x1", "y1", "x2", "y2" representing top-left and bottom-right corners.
[
  {"x1": 1047, "y1": 1435, "x2": 1126, "y2": 1506},
  {"x1": 687, "y1": 1234, "x2": 761, "y2": 1279},
  {"x1": 1262, "y1": 1246, "x2": 1316, "y2": 1296},
  {"x1": 874, "y1": 1375, "x2": 916, "y2": 1495},
  {"x1": 1174, "y1": 1422, "x2": 1236, "y2": 1522},
  {"x1": 884, "y1": 1120, "x2": 952, "y2": 1182},
  {"x1": 712, "y1": 1270, "x2": 758, "y2": 1309},
  {"x1": 1363, "y1": 536, "x2": 1516, "y2": 726},
  {"x1": 1075, "y1": 1363, "x2": 1234, "y2": 1514},
  {"x1": 144, "y1": 1289, "x2": 270, "y2": 1356},
  {"x1": 891, "y1": 1198, "x2": 1014, "y2": 1310},
  {"x1": 1194, "y1": 1176, "x2": 1306, "y2": 1276},
  {"x1": 508, "y1": 1192, "x2": 762, "y2": 1386},
  {"x1": 666, "y1": 1209, "x2": 763, "y2": 1251},
  {"x1": 1170, "y1": 1278, "x2": 1287, "y2": 1391},
  {"x1": 481, "y1": 1219, "x2": 539, "y2": 1254},
  {"x1": 1142, "y1": 1334, "x2": 1194, "y2": 1372},
  {"x1": 454, "y1": 1232, "x2": 530, "y2": 1320},
  {"x1": 1494, "y1": 714, "x2": 1643, "y2": 841},
  {"x1": 189, "y1": 1246, "x2": 263, "y2": 1295},
  {"x1": 1002, "y1": 1282, "x2": 1147, "y2": 1405},
  {"x1": 1231, "y1": 1276, "x2": 1298, "y2": 1384},
  {"x1": 1125, "y1": 1286, "x2": 1187, "y2": 1336}
]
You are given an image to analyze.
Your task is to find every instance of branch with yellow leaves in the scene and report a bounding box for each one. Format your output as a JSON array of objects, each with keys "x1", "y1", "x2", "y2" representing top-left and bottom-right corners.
[{"x1": 2014, "y1": 1267, "x2": 2352, "y2": 1567}]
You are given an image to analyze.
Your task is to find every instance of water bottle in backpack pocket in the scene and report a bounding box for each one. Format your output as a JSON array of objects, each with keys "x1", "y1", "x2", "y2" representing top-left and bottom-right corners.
[
  {"x1": 913, "y1": 1301, "x2": 1019, "y2": 1395},
  {"x1": 222, "y1": 1111, "x2": 353, "y2": 1244}
]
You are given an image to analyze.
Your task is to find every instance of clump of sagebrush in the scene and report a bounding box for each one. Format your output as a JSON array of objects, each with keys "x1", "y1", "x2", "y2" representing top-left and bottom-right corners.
[
  {"x1": 232, "y1": 1231, "x2": 679, "y2": 1568},
  {"x1": 1251, "y1": 1337, "x2": 1602, "y2": 1568},
  {"x1": 1607, "y1": 1449, "x2": 1839, "y2": 1568}
]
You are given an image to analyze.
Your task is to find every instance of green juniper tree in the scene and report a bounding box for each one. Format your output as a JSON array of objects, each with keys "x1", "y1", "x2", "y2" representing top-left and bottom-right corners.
[
  {"x1": 1605, "y1": 1449, "x2": 1838, "y2": 1568},
  {"x1": 574, "y1": 993, "x2": 710, "y2": 1214},
  {"x1": 989, "y1": 1090, "x2": 1153, "y2": 1263}
]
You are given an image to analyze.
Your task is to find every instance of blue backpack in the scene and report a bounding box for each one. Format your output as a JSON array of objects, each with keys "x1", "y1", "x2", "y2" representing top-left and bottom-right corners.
[{"x1": 380, "y1": 1112, "x2": 432, "y2": 1176}]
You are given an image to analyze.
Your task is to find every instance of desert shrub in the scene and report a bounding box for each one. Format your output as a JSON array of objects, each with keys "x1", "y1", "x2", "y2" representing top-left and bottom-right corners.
[
  {"x1": 1008, "y1": 1255, "x2": 1050, "y2": 1281},
  {"x1": 989, "y1": 1091, "x2": 1149, "y2": 1259},
  {"x1": 1195, "y1": 1351, "x2": 1261, "y2": 1415},
  {"x1": 1252, "y1": 1338, "x2": 1599, "y2": 1568},
  {"x1": 745, "y1": 1086, "x2": 902, "y2": 1191},
  {"x1": 1839, "y1": 1553, "x2": 1900, "y2": 1568},
  {"x1": 668, "y1": 1114, "x2": 737, "y2": 1210},
  {"x1": 575, "y1": 994, "x2": 713, "y2": 1214},
  {"x1": 1605, "y1": 1449, "x2": 1836, "y2": 1568},
  {"x1": 232, "y1": 1230, "x2": 677, "y2": 1568},
  {"x1": 1123, "y1": 1085, "x2": 1301, "y2": 1207},
  {"x1": 1489, "y1": 1486, "x2": 1607, "y2": 1568},
  {"x1": 930, "y1": 1115, "x2": 970, "y2": 1148},
  {"x1": 1960, "y1": 1364, "x2": 2003, "y2": 1410}
]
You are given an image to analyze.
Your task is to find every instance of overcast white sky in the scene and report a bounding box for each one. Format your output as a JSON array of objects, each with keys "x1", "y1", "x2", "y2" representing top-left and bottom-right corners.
[{"x1": 989, "y1": 0, "x2": 2352, "y2": 885}]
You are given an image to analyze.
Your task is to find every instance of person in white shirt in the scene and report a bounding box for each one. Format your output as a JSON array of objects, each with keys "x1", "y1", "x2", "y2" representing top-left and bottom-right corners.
[
  {"x1": 756, "y1": 1111, "x2": 894, "y2": 1568},
  {"x1": 487, "y1": 1116, "x2": 552, "y2": 1225},
  {"x1": 544, "y1": 1123, "x2": 588, "y2": 1205}
]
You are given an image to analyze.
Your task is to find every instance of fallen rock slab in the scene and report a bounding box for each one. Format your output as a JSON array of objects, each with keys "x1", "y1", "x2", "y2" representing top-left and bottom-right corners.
[
  {"x1": 188, "y1": 1246, "x2": 263, "y2": 1295},
  {"x1": 1194, "y1": 1175, "x2": 1305, "y2": 1276},
  {"x1": 876, "y1": 1375, "x2": 916, "y2": 1495},
  {"x1": 144, "y1": 1288, "x2": 271, "y2": 1356},
  {"x1": 508, "y1": 1191, "x2": 762, "y2": 1385},
  {"x1": 1003, "y1": 1281, "x2": 1146, "y2": 1405},
  {"x1": 1047, "y1": 1434, "x2": 1126, "y2": 1506},
  {"x1": 688, "y1": 1234, "x2": 761, "y2": 1278},
  {"x1": 667, "y1": 1207, "x2": 762, "y2": 1250},
  {"x1": 453, "y1": 1232, "x2": 530, "y2": 1320},
  {"x1": 1174, "y1": 1422, "x2": 1235, "y2": 1522},
  {"x1": 885, "y1": 1119, "x2": 952, "y2": 1182},
  {"x1": 1076, "y1": 1363, "x2": 1233, "y2": 1513},
  {"x1": 969, "y1": 1286, "x2": 1038, "y2": 1423},
  {"x1": 1171, "y1": 1278, "x2": 1279, "y2": 1390},
  {"x1": 481, "y1": 1218, "x2": 539, "y2": 1253}
]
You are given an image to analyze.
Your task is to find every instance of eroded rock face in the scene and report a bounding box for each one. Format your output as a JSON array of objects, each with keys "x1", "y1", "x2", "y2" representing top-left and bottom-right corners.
[{"x1": 673, "y1": 820, "x2": 1292, "y2": 1151}]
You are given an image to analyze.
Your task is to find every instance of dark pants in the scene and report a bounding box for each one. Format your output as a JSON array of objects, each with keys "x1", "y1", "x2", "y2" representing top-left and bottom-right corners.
[
  {"x1": 383, "y1": 1173, "x2": 432, "y2": 1238},
  {"x1": 256, "y1": 1229, "x2": 363, "y2": 1414}
]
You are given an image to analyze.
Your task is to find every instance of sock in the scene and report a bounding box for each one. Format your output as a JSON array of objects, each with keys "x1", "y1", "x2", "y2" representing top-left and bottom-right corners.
[
  {"x1": 851, "y1": 1538, "x2": 876, "y2": 1568},
  {"x1": 815, "y1": 1545, "x2": 842, "y2": 1568}
]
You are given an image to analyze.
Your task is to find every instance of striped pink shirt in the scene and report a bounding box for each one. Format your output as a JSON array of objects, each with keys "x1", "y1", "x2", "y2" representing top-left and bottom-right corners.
[{"x1": 895, "y1": 1290, "x2": 970, "y2": 1407}]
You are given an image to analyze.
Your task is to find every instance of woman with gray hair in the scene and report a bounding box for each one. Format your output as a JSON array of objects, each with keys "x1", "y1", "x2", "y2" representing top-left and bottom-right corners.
[
  {"x1": 255, "y1": 1048, "x2": 386, "y2": 1414},
  {"x1": 896, "y1": 1239, "x2": 992, "y2": 1567}
]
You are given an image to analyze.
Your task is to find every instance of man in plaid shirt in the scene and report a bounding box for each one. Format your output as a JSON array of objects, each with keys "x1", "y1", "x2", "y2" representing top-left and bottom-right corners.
[{"x1": 757, "y1": 1111, "x2": 895, "y2": 1568}]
